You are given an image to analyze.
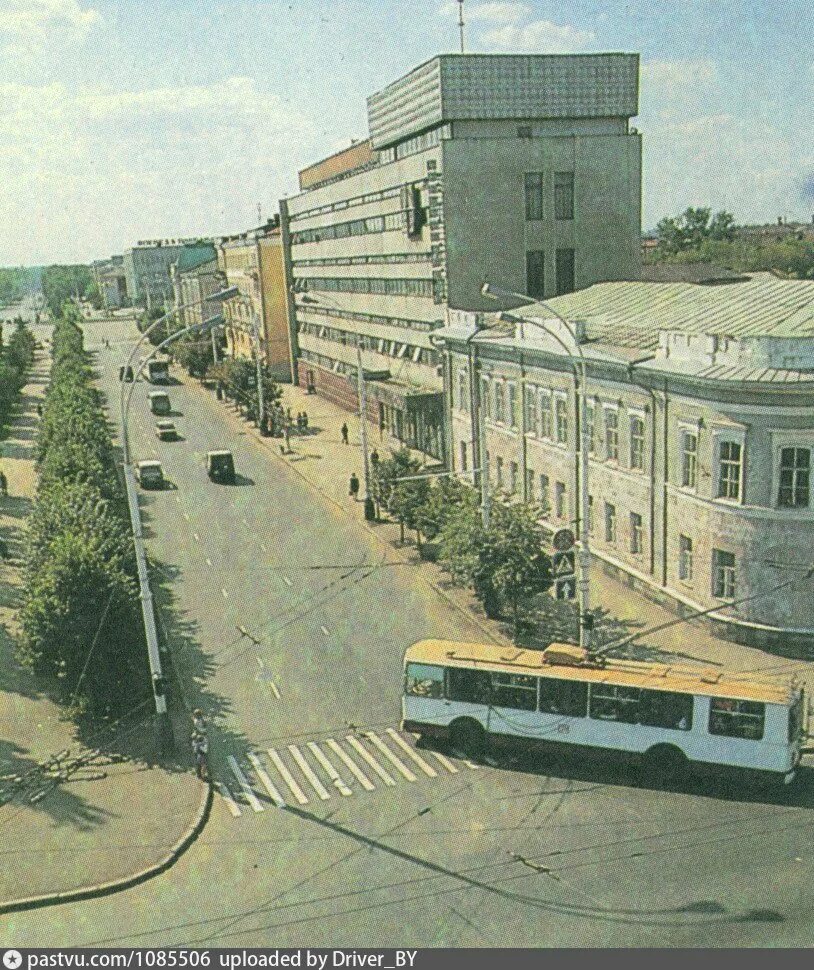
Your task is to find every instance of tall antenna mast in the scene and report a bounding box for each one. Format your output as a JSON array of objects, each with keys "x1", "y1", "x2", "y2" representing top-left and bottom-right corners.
[{"x1": 457, "y1": 0, "x2": 465, "y2": 53}]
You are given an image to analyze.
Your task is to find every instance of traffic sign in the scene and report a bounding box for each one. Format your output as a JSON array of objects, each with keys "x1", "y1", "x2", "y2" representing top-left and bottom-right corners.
[
  {"x1": 555, "y1": 576, "x2": 576, "y2": 600},
  {"x1": 552, "y1": 528, "x2": 575, "y2": 551},
  {"x1": 552, "y1": 550, "x2": 575, "y2": 577}
]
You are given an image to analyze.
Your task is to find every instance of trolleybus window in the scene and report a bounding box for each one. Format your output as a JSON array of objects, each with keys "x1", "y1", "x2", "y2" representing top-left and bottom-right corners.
[
  {"x1": 491, "y1": 672, "x2": 538, "y2": 711},
  {"x1": 709, "y1": 698, "x2": 765, "y2": 740},
  {"x1": 405, "y1": 663, "x2": 444, "y2": 698},
  {"x1": 638, "y1": 689, "x2": 693, "y2": 731},
  {"x1": 539, "y1": 679, "x2": 588, "y2": 717},
  {"x1": 447, "y1": 667, "x2": 491, "y2": 704},
  {"x1": 589, "y1": 684, "x2": 641, "y2": 724},
  {"x1": 789, "y1": 694, "x2": 804, "y2": 743}
]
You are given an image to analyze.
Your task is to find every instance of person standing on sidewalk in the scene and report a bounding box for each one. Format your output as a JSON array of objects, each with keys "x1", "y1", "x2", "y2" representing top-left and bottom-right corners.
[
  {"x1": 349, "y1": 473, "x2": 360, "y2": 500},
  {"x1": 0, "y1": 469, "x2": 7, "y2": 497},
  {"x1": 341, "y1": 422, "x2": 349, "y2": 445}
]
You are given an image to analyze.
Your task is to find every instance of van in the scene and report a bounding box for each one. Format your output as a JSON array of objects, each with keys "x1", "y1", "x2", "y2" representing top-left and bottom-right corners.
[
  {"x1": 206, "y1": 450, "x2": 235, "y2": 485},
  {"x1": 148, "y1": 391, "x2": 171, "y2": 416},
  {"x1": 136, "y1": 460, "x2": 164, "y2": 489}
]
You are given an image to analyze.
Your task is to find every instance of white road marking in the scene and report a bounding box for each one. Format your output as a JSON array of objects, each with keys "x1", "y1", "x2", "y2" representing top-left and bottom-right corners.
[
  {"x1": 283, "y1": 576, "x2": 293, "y2": 587},
  {"x1": 267, "y1": 748, "x2": 309, "y2": 805},
  {"x1": 247, "y1": 752, "x2": 285, "y2": 807},
  {"x1": 194, "y1": 533, "x2": 200, "y2": 542},
  {"x1": 385, "y1": 729, "x2": 438, "y2": 777},
  {"x1": 364, "y1": 732, "x2": 417, "y2": 782},
  {"x1": 205, "y1": 557, "x2": 212, "y2": 567},
  {"x1": 464, "y1": 760, "x2": 480, "y2": 770},
  {"x1": 183, "y1": 512, "x2": 190, "y2": 522},
  {"x1": 221, "y1": 588, "x2": 229, "y2": 599},
  {"x1": 227, "y1": 756, "x2": 264, "y2": 813},
  {"x1": 428, "y1": 750, "x2": 459, "y2": 773},
  {"x1": 270, "y1": 681, "x2": 281, "y2": 699},
  {"x1": 260, "y1": 543, "x2": 267, "y2": 553},
  {"x1": 307, "y1": 742, "x2": 352, "y2": 796},
  {"x1": 176, "y1": 496, "x2": 181, "y2": 504},
  {"x1": 288, "y1": 745, "x2": 331, "y2": 801},
  {"x1": 346, "y1": 735, "x2": 396, "y2": 786},
  {"x1": 242, "y1": 517, "x2": 248, "y2": 526},
  {"x1": 216, "y1": 782, "x2": 242, "y2": 817},
  {"x1": 320, "y1": 625, "x2": 330, "y2": 636},
  {"x1": 326, "y1": 739, "x2": 375, "y2": 792}
]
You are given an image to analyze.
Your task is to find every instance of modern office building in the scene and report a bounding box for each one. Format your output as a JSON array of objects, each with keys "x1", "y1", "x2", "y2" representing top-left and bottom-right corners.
[
  {"x1": 280, "y1": 53, "x2": 643, "y2": 462},
  {"x1": 434, "y1": 272, "x2": 814, "y2": 647},
  {"x1": 218, "y1": 221, "x2": 294, "y2": 382}
]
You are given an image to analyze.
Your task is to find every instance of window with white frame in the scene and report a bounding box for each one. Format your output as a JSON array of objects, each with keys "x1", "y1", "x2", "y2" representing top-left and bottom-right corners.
[
  {"x1": 778, "y1": 447, "x2": 810, "y2": 508},
  {"x1": 525, "y1": 467, "x2": 534, "y2": 500},
  {"x1": 604, "y1": 502, "x2": 616, "y2": 544},
  {"x1": 586, "y1": 402, "x2": 596, "y2": 454},
  {"x1": 524, "y1": 385, "x2": 537, "y2": 436},
  {"x1": 480, "y1": 377, "x2": 491, "y2": 420},
  {"x1": 507, "y1": 382, "x2": 518, "y2": 430},
  {"x1": 630, "y1": 415, "x2": 645, "y2": 471},
  {"x1": 679, "y1": 535, "x2": 693, "y2": 582},
  {"x1": 604, "y1": 407, "x2": 619, "y2": 461},
  {"x1": 681, "y1": 429, "x2": 698, "y2": 489},
  {"x1": 539, "y1": 390, "x2": 552, "y2": 439},
  {"x1": 510, "y1": 461, "x2": 518, "y2": 494},
  {"x1": 712, "y1": 548, "x2": 736, "y2": 599},
  {"x1": 495, "y1": 455, "x2": 504, "y2": 489},
  {"x1": 630, "y1": 512, "x2": 643, "y2": 554},
  {"x1": 555, "y1": 395, "x2": 568, "y2": 444},
  {"x1": 457, "y1": 369, "x2": 468, "y2": 411},
  {"x1": 459, "y1": 441, "x2": 467, "y2": 473},
  {"x1": 539, "y1": 474, "x2": 550, "y2": 511},
  {"x1": 555, "y1": 481, "x2": 566, "y2": 518},
  {"x1": 494, "y1": 382, "x2": 505, "y2": 424},
  {"x1": 716, "y1": 439, "x2": 743, "y2": 501},
  {"x1": 588, "y1": 495, "x2": 595, "y2": 533}
]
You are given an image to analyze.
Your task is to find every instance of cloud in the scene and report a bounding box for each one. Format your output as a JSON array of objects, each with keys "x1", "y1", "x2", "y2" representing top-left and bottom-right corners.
[
  {"x1": 0, "y1": 0, "x2": 100, "y2": 39},
  {"x1": 479, "y1": 18, "x2": 596, "y2": 52},
  {"x1": 438, "y1": 2, "x2": 530, "y2": 21}
]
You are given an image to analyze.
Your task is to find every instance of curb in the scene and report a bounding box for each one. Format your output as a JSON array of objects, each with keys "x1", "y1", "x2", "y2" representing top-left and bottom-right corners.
[{"x1": 0, "y1": 781, "x2": 213, "y2": 915}]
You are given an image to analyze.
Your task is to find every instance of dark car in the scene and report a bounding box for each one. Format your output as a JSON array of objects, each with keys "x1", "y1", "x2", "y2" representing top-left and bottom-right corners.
[
  {"x1": 119, "y1": 364, "x2": 134, "y2": 382},
  {"x1": 206, "y1": 450, "x2": 235, "y2": 484}
]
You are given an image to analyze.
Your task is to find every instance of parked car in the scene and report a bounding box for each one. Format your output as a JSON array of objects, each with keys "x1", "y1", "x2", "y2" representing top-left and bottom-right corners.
[
  {"x1": 148, "y1": 391, "x2": 171, "y2": 415},
  {"x1": 119, "y1": 364, "x2": 134, "y2": 382},
  {"x1": 136, "y1": 460, "x2": 164, "y2": 489},
  {"x1": 154, "y1": 420, "x2": 178, "y2": 441},
  {"x1": 206, "y1": 450, "x2": 235, "y2": 485}
]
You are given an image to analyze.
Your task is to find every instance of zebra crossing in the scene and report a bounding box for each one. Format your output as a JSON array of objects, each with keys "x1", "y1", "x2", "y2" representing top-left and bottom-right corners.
[{"x1": 216, "y1": 728, "x2": 477, "y2": 818}]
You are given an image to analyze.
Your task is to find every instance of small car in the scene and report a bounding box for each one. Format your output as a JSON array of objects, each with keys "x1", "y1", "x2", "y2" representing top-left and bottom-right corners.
[
  {"x1": 119, "y1": 364, "x2": 134, "y2": 382},
  {"x1": 148, "y1": 391, "x2": 171, "y2": 415},
  {"x1": 135, "y1": 460, "x2": 164, "y2": 489},
  {"x1": 154, "y1": 420, "x2": 178, "y2": 441},
  {"x1": 206, "y1": 450, "x2": 235, "y2": 485}
]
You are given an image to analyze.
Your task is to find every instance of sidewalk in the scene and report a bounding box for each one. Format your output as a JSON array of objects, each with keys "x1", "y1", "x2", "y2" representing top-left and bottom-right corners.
[
  {"x1": 234, "y1": 379, "x2": 814, "y2": 687},
  {"x1": 0, "y1": 350, "x2": 207, "y2": 908}
]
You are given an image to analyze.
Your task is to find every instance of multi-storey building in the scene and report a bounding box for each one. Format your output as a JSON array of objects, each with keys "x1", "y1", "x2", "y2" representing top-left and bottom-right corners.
[
  {"x1": 280, "y1": 52, "x2": 643, "y2": 461},
  {"x1": 124, "y1": 239, "x2": 214, "y2": 308},
  {"x1": 170, "y1": 243, "x2": 223, "y2": 329},
  {"x1": 435, "y1": 273, "x2": 814, "y2": 647},
  {"x1": 217, "y1": 222, "x2": 294, "y2": 382},
  {"x1": 91, "y1": 256, "x2": 128, "y2": 309}
]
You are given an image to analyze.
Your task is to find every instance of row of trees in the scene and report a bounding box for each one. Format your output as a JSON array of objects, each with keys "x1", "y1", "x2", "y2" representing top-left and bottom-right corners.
[
  {"x1": 0, "y1": 320, "x2": 37, "y2": 432},
  {"x1": 0, "y1": 267, "x2": 38, "y2": 306},
  {"x1": 372, "y1": 450, "x2": 553, "y2": 633},
  {"x1": 41, "y1": 265, "x2": 100, "y2": 318},
  {"x1": 18, "y1": 304, "x2": 149, "y2": 718}
]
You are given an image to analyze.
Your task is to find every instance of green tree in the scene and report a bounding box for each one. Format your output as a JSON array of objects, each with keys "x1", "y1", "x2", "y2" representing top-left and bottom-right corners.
[
  {"x1": 373, "y1": 448, "x2": 428, "y2": 544},
  {"x1": 655, "y1": 207, "x2": 736, "y2": 254},
  {"x1": 41, "y1": 264, "x2": 99, "y2": 317}
]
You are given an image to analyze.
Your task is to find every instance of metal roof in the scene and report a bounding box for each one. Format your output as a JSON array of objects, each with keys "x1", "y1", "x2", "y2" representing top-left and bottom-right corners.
[{"x1": 542, "y1": 273, "x2": 814, "y2": 348}]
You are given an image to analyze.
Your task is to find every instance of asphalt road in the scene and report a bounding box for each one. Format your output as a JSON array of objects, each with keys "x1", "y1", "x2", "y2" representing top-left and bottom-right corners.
[{"x1": 5, "y1": 319, "x2": 814, "y2": 947}]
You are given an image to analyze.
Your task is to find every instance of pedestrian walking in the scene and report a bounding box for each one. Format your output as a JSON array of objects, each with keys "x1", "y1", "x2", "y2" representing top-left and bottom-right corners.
[
  {"x1": 0, "y1": 470, "x2": 8, "y2": 497},
  {"x1": 341, "y1": 422, "x2": 349, "y2": 445},
  {"x1": 296, "y1": 412, "x2": 305, "y2": 432},
  {"x1": 192, "y1": 709, "x2": 206, "y2": 735},
  {"x1": 349, "y1": 472, "x2": 360, "y2": 500},
  {"x1": 370, "y1": 448, "x2": 380, "y2": 468},
  {"x1": 286, "y1": 407, "x2": 293, "y2": 423},
  {"x1": 36, "y1": 402, "x2": 43, "y2": 418},
  {"x1": 192, "y1": 732, "x2": 209, "y2": 781},
  {"x1": 302, "y1": 411, "x2": 309, "y2": 431}
]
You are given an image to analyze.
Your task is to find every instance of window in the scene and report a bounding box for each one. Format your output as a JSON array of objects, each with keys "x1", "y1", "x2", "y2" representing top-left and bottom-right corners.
[
  {"x1": 457, "y1": 370, "x2": 468, "y2": 411},
  {"x1": 789, "y1": 695, "x2": 804, "y2": 743},
  {"x1": 604, "y1": 502, "x2": 616, "y2": 544},
  {"x1": 555, "y1": 481, "x2": 566, "y2": 518},
  {"x1": 589, "y1": 684, "x2": 640, "y2": 724},
  {"x1": 405, "y1": 663, "x2": 445, "y2": 699},
  {"x1": 526, "y1": 250, "x2": 545, "y2": 300},
  {"x1": 638, "y1": 690, "x2": 693, "y2": 730},
  {"x1": 681, "y1": 431, "x2": 698, "y2": 488},
  {"x1": 480, "y1": 377, "x2": 491, "y2": 420},
  {"x1": 586, "y1": 403, "x2": 595, "y2": 454},
  {"x1": 524, "y1": 385, "x2": 538, "y2": 436},
  {"x1": 604, "y1": 408, "x2": 619, "y2": 461},
  {"x1": 507, "y1": 383, "x2": 518, "y2": 429},
  {"x1": 517, "y1": 125, "x2": 533, "y2": 139},
  {"x1": 495, "y1": 456, "x2": 504, "y2": 489},
  {"x1": 555, "y1": 396, "x2": 568, "y2": 444},
  {"x1": 525, "y1": 467, "x2": 534, "y2": 500},
  {"x1": 712, "y1": 549, "x2": 735, "y2": 599},
  {"x1": 679, "y1": 535, "x2": 693, "y2": 582},
  {"x1": 717, "y1": 440, "x2": 742, "y2": 500},
  {"x1": 509, "y1": 461, "x2": 519, "y2": 495},
  {"x1": 588, "y1": 495, "x2": 595, "y2": 533},
  {"x1": 525, "y1": 172, "x2": 543, "y2": 221},
  {"x1": 556, "y1": 249, "x2": 575, "y2": 295},
  {"x1": 630, "y1": 512, "x2": 643, "y2": 555},
  {"x1": 447, "y1": 668, "x2": 491, "y2": 705},
  {"x1": 630, "y1": 416, "x2": 645, "y2": 470},
  {"x1": 539, "y1": 474, "x2": 550, "y2": 511},
  {"x1": 709, "y1": 698, "x2": 765, "y2": 740},
  {"x1": 539, "y1": 678, "x2": 588, "y2": 717},
  {"x1": 554, "y1": 172, "x2": 574, "y2": 220},
  {"x1": 494, "y1": 382, "x2": 505, "y2": 424},
  {"x1": 459, "y1": 441, "x2": 467, "y2": 473},
  {"x1": 491, "y1": 673, "x2": 538, "y2": 711},
  {"x1": 778, "y1": 447, "x2": 810, "y2": 508},
  {"x1": 539, "y1": 391, "x2": 552, "y2": 439}
]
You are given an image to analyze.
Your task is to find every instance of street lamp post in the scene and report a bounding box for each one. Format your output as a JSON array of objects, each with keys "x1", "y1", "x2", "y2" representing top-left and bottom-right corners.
[{"x1": 482, "y1": 283, "x2": 592, "y2": 652}]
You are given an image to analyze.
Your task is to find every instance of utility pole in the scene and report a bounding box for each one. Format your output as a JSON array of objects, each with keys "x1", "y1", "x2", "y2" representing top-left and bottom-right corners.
[
  {"x1": 356, "y1": 342, "x2": 375, "y2": 521},
  {"x1": 457, "y1": 0, "x2": 465, "y2": 53},
  {"x1": 251, "y1": 309, "x2": 266, "y2": 433}
]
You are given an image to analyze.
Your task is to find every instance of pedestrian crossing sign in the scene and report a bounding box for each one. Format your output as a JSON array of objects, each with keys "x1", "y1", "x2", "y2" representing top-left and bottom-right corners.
[{"x1": 552, "y1": 550, "x2": 575, "y2": 577}]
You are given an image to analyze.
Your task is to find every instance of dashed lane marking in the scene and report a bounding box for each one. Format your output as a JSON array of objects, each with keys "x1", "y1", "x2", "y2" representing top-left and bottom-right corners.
[
  {"x1": 325, "y1": 738, "x2": 375, "y2": 791},
  {"x1": 222, "y1": 588, "x2": 229, "y2": 599},
  {"x1": 346, "y1": 735, "x2": 396, "y2": 786},
  {"x1": 183, "y1": 512, "x2": 190, "y2": 522},
  {"x1": 320, "y1": 625, "x2": 330, "y2": 636},
  {"x1": 288, "y1": 744, "x2": 331, "y2": 801},
  {"x1": 247, "y1": 752, "x2": 285, "y2": 807},
  {"x1": 260, "y1": 543, "x2": 267, "y2": 553},
  {"x1": 270, "y1": 681, "x2": 281, "y2": 700},
  {"x1": 206, "y1": 557, "x2": 213, "y2": 567},
  {"x1": 283, "y1": 576, "x2": 293, "y2": 587},
  {"x1": 267, "y1": 748, "x2": 309, "y2": 805},
  {"x1": 307, "y1": 742, "x2": 353, "y2": 796},
  {"x1": 194, "y1": 533, "x2": 200, "y2": 542},
  {"x1": 365, "y1": 731, "x2": 417, "y2": 782},
  {"x1": 227, "y1": 756, "x2": 264, "y2": 813},
  {"x1": 216, "y1": 782, "x2": 242, "y2": 817},
  {"x1": 429, "y1": 750, "x2": 459, "y2": 773},
  {"x1": 385, "y1": 728, "x2": 438, "y2": 777}
]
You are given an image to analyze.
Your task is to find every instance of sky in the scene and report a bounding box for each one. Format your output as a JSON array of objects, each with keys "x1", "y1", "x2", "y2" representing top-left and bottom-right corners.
[{"x1": 0, "y1": 0, "x2": 812, "y2": 265}]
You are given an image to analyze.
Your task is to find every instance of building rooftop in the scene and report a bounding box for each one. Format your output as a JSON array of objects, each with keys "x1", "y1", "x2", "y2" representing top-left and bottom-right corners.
[{"x1": 175, "y1": 244, "x2": 217, "y2": 274}]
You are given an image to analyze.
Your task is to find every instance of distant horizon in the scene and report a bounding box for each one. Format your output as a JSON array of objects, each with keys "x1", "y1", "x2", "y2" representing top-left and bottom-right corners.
[{"x1": 1, "y1": 0, "x2": 811, "y2": 264}]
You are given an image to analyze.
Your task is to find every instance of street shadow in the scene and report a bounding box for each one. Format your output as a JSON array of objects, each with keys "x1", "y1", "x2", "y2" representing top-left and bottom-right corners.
[{"x1": 223, "y1": 473, "x2": 254, "y2": 487}]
